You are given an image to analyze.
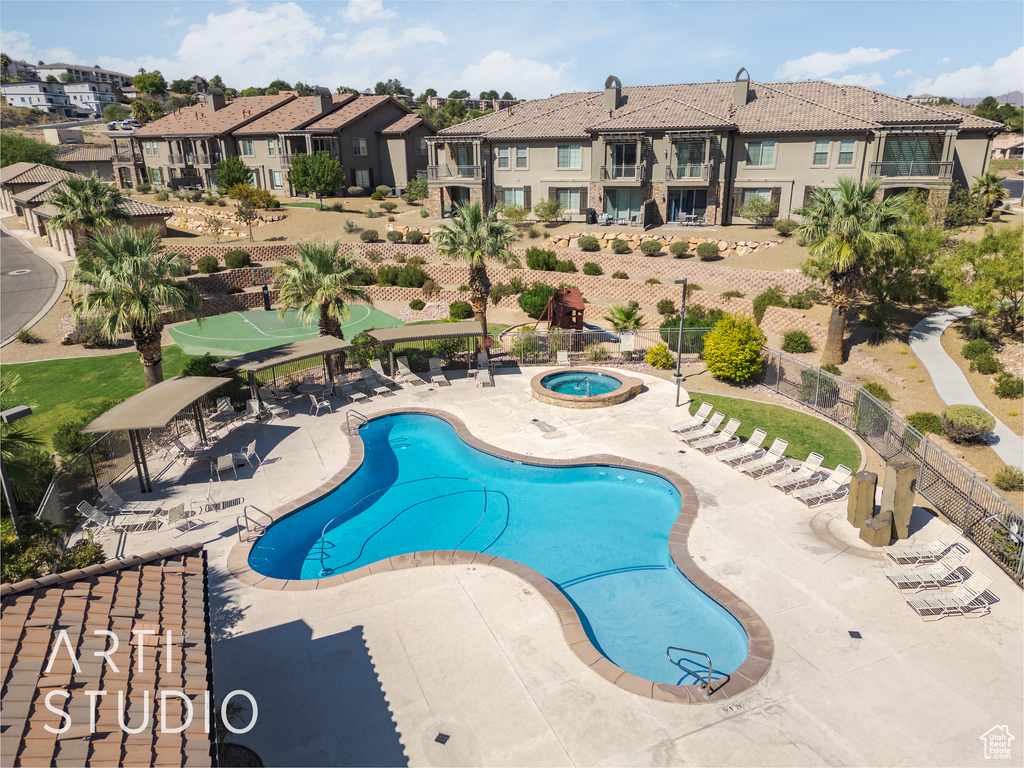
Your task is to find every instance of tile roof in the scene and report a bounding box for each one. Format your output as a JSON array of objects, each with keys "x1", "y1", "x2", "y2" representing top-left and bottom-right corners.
[
  {"x1": 54, "y1": 145, "x2": 115, "y2": 163},
  {"x1": 134, "y1": 94, "x2": 295, "y2": 138},
  {"x1": 0, "y1": 163, "x2": 75, "y2": 187},
  {"x1": 439, "y1": 80, "x2": 1005, "y2": 138},
  {"x1": 0, "y1": 544, "x2": 214, "y2": 767},
  {"x1": 233, "y1": 93, "x2": 357, "y2": 135},
  {"x1": 303, "y1": 95, "x2": 393, "y2": 131},
  {"x1": 12, "y1": 179, "x2": 69, "y2": 205},
  {"x1": 35, "y1": 197, "x2": 172, "y2": 220},
  {"x1": 378, "y1": 113, "x2": 433, "y2": 135}
]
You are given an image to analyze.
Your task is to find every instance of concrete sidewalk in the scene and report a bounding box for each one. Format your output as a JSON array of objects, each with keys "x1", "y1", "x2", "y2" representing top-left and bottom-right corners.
[{"x1": 909, "y1": 306, "x2": 1024, "y2": 467}]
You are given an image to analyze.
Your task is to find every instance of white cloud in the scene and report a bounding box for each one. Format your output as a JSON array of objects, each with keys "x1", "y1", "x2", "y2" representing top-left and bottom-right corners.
[
  {"x1": 776, "y1": 47, "x2": 906, "y2": 80},
  {"x1": 341, "y1": 0, "x2": 395, "y2": 24},
  {"x1": 457, "y1": 51, "x2": 571, "y2": 100},
  {"x1": 938, "y1": 57, "x2": 952, "y2": 64},
  {"x1": 164, "y1": 7, "x2": 184, "y2": 27},
  {"x1": 325, "y1": 24, "x2": 446, "y2": 60},
  {"x1": 894, "y1": 69, "x2": 913, "y2": 78},
  {"x1": 826, "y1": 72, "x2": 887, "y2": 88},
  {"x1": 910, "y1": 47, "x2": 1024, "y2": 99},
  {"x1": 0, "y1": 29, "x2": 78, "y2": 66}
]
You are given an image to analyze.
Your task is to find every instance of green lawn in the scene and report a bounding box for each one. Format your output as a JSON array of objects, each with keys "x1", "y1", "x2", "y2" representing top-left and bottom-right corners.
[
  {"x1": 685, "y1": 391, "x2": 862, "y2": 471},
  {"x1": 4, "y1": 346, "x2": 188, "y2": 452},
  {"x1": 989, "y1": 158, "x2": 1022, "y2": 172},
  {"x1": 282, "y1": 201, "x2": 328, "y2": 209}
]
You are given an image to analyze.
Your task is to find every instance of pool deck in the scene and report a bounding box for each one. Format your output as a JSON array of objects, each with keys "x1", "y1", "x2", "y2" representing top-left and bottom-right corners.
[{"x1": 85, "y1": 368, "x2": 1023, "y2": 767}]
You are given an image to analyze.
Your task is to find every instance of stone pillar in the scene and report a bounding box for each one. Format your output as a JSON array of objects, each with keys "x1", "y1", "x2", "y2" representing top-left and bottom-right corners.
[
  {"x1": 469, "y1": 186, "x2": 486, "y2": 214},
  {"x1": 650, "y1": 181, "x2": 667, "y2": 226},
  {"x1": 428, "y1": 185, "x2": 443, "y2": 219},
  {"x1": 881, "y1": 460, "x2": 920, "y2": 540},
  {"x1": 859, "y1": 509, "x2": 893, "y2": 547},
  {"x1": 847, "y1": 470, "x2": 877, "y2": 528},
  {"x1": 707, "y1": 182, "x2": 723, "y2": 225},
  {"x1": 589, "y1": 182, "x2": 604, "y2": 216}
]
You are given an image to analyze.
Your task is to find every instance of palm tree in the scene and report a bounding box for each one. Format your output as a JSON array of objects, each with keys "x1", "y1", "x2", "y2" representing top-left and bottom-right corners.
[
  {"x1": 433, "y1": 201, "x2": 519, "y2": 354},
  {"x1": 48, "y1": 173, "x2": 131, "y2": 250},
  {"x1": 971, "y1": 171, "x2": 1008, "y2": 217},
  {"x1": 603, "y1": 301, "x2": 646, "y2": 330},
  {"x1": 793, "y1": 177, "x2": 911, "y2": 366},
  {"x1": 0, "y1": 373, "x2": 46, "y2": 513},
  {"x1": 70, "y1": 226, "x2": 201, "y2": 387}
]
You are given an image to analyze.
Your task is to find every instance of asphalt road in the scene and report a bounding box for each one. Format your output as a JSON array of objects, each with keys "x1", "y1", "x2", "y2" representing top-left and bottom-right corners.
[
  {"x1": 1000, "y1": 178, "x2": 1022, "y2": 200},
  {"x1": 0, "y1": 230, "x2": 59, "y2": 344}
]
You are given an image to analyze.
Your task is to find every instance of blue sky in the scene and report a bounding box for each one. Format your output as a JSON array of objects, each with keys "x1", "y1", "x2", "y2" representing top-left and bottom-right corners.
[{"x1": 2, "y1": 0, "x2": 1022, "y2": 101}]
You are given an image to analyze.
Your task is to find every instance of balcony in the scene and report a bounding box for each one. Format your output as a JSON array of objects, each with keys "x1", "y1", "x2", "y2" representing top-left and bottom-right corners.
[
  {"x1": 428, "y1": 165, "x2": 483, "y2": 181},
  {"x1": 600, "y1": 165, "x2": 643, "y2": 181},
  {"x1": 665, "y1": 163, "x2": 711, "y2": 181},
  {"x1": 868, "y1": 161, "x2": 953, "y2": 179},
  {"x1": 280, "y1": 153, "x2": 308, "y2": 167},
  {"x1": 195, "y1": 153, "x2": 221, "y2": 167},
  {"x1": 112, "y1": 152, "x2": 142, "y2": 164},
  {"x1": 167, "y1": 154, "x2": 195, "y2": 167}
]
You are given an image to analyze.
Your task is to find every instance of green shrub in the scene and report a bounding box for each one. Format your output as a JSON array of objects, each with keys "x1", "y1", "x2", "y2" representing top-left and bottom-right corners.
[
  {"x1": 380, "y1": 201, "x2": 398, "y2": 213},
  {"x1": 907, "y1": 412, "x2": 943, "y2": 435},
  {"x1": 863, "y1": 381, "x2": 893, "y2": 404},
  {"x1": 578, "y1": 235, "x2": 600, "y2": 251},
  {"x1": 703, "y1": 314, "x2": 766, "y2": 383},
  {"x1": 860, "y1": 303, "x2": 890, "y2": 340},
  {"x1": 51, "y1": 399, "x2": 120, "y2": 462},
  {"x1": 583, "y1": 261, "x2": 602, "y2": 276},
  {"x1": 360, "y1": 229, "x2": 378, "y2": 242},
  {"x1": 420, "y1": 209, "x2": 430, "y2": 219},
  {"x1": 386, "y1": 230, "x2": 403, "y2": 243},
  {"x1": 796, "y1": 368, "x2": 839, "y2": 406},
  {"x1": 687, "y1": 283, "x2": 702, "y2": 295},
  {"x1": 156, "y1": 189, "x2": 170, "y2": 201},
  {"x1": 203, "y1": 196, "x2": 216, "y2": 206},
  {"x1": 224, "y1": 250, "x2": 251, "y2": 269},
  {"x1": 490, "y1": 282, "x2": 523, "y2": 305},
  {"x1": 786, "y1": 291, "x2": 813, "y2": 310},
  {"x1": 136, "y1": 182, "x2": 152, "y2": 194},
  {"x1": 821, "y1": 363, "x2": 842, "y2": 376},
  {"x1": 406, "y1": 230, "x2": 424, "y2": 244},
  {"x1": 527, "y1": 225, "x2": 541, "y2": 238},
  {"x1": 59, "y1": 536, "x2": 107, "y2": 571},
  {"x1": 640, "y1": 240, "x2": 662, "y2": 256},
  {"x1": 370, "y1": 191, "x2": 383, "y2": 200},
  {"x1": 395, "y1": 253, "x2": 407, "y2": 263},
  {"x1": 993, "y1": 465, "x2": 1024, "y2": 492},
  {"x1": 344, "y1": 219, "x2": 357, "y2": 233},
  {"x1": 421, "y1": 279, "x2": 439, "y2": 298},
  {"x1": 375, "y1": 185, "x2": 392, "y2": 197},
  {"x1": 669, "y1": 242, "x2": 690, "y2": 258},
  {"x1": 645, "y1": 277, "x2": 661, "y2": 284},
  {"x1": 696, "y1": 242, "x2": 720, "y2": 261},
  {"x1": 721, "y1": 290, "x2": 743, "y2": 299},
  {"x1": 449, "y1": 300, "x2": 473, "y2": 320},
  {"x1": 396, "y1": 265, "x2": 428, "y2": 288},
  {"x1": 404, "y1": 254, "x2": 424, "y2": 267},
  {"x1": 376, "y1": 265, "x2": 400, "y2": 286},
  {"x1": 583, "y1": 342, "x2": 610, "y2": 362},
  {"x1": 365, "y1": 207, "x2": 379, "y2": 219},
  {"x1": 970, "y1": 353, "x2": 1003, "y2": 375},
  {"x1": 994, "y1": 372, "x2": 1024, "y2": 399},
  {"x1": 180, "y1": 353, "x2": 219, "y2": 377},
  {"x1": 611, "y1": 239, "x2": 631, "y2": 254},
  {"x1": 962, "y1": 339, "x2": 993, "y2": 360},
  {"x1": 217, "y1": 199, "x2": 227, "y2": 207},
  {"x1": 409, "y1": 299, "x2": 426, "y2": 311},
  {"x1": 773, "y1": 218, "x2": 798, "y2": 236},
  {"x1": 525, "y1": 247, "x2": 557, "y2": 271},
  {"x1": 782, "y1": 330, "x2": 814, "y2": 353},
  {"x1": 554, "y1": 259, "x2": 577, "y2": 273},
  {"x1": 961, "y1": 318, "x2": 991, "y2": 341},
  {"x1": 645, "y1": 342, "x2": 675, "y2": 370},
  {"x1": 457, "y1": 284, "x2": 469, "y2": 292},
  {"x1": 348, "y1": 331, "x2": 389, "y2": 369},
  {"x1": 347, "y1": 185, "x2": 364, "y2": 197},
  {"x1": 349, "y1": 266, "x2": 376, "y2": 285},
  {"x1": 196, "y1": 255, "x2": 219, "y2": 273},
  {"x1": 941, "y1": 404, "x2": 996, "y2": 443},
  {"x1": 518, "y1": 282, "x2": 557, "y2": 318},
  {"x1": 656, "y1": 299, "x2": 676, "y2": 317},
  {"x1": 611, "y1": 271, "x2": 628, "y2": 279},
  {"x1": 752, "y1": 287, "x2": 786, "y2": 324}
]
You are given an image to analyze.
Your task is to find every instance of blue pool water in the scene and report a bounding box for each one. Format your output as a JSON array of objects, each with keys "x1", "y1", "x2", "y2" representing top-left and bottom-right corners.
[
  {"x1": 541, "y1": 371, "x2": 622, "y2": 396},
  {"x1": 250, "y1": 414, "x2": 748, "y2": 684}
]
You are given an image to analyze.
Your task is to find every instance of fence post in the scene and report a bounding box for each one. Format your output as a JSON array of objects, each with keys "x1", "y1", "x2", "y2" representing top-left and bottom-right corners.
[
  {"x1": 813, "y1": 369, "x2": 821, "y2": 410},
  {"x1": 965, "y1": 475, "x2": 978, "y2": 534},
  {"x1": 882, "y1": 410, "x2": 894, "y2": 460}
]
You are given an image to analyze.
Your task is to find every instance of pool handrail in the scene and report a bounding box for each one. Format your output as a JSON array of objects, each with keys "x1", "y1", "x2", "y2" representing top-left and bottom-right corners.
[
  {"x1": 346, "y1": 410, "x2": 369, "y2": 436},
  {"x1": 666, "y1": 645, "x2": 714, "y2": 696},
  {"x1": 574, "y1": 376, "x2": 590, "y2": 397}
]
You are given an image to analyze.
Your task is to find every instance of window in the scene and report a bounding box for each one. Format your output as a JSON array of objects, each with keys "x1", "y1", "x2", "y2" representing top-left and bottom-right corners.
[
  {"x1": 247, "y1": 170, "x2": 259, "y2": 186},
  {"x1": 354, "y1": 169, "x2": 370, "y2": 188},
  {"x1": 272, "y1": 171, "x2": 283, "y2": 188},
  {"x1": 267, "y1": 140, "x2": 276, "y2": 157},
  {"x1": 240, "y1": 140, "x2": 254, "y2": 156},
  {"x1": 556, "y1": 188, "x2": 580, "y2": 212},
  {"x1": 415, "y1": 137, "x2": 427, "y2": 156},
  {"x1": 812, "y1": 140, "x2": 829, "y2": 166},
  {"x1": 149, "y1": 169, "x2": 163, "y2": 184},
  {"x1": 557, "y1": 145, "x2": 581, "y2": 169},
  {"x1": 312, "y1": 137, "x2": 333, "y2": 153},
  {"x1": 741, "y1": 188, "x2": 772, "y2": 204},
  {"x1": 502, "y1": 187, "x2": 525, "y2": 207},
  {"x1": 353, "y1": 137, "x2": 367, "y2": 156},
  {"x1": 838, "y1": 139, "x2": 855, "y2": 165},
  {"x1": 745, "y1": 140, "x2": 776, "y2": 167},
  {"x1": 144, "y1": 141, "x2": 159, "y2": 157},
  {"x1": 496, "y1": 146, "x2": 509, "y2": 168},
  {"x1": 515, "y1": 146, "x2": 528, "y2": 168}
]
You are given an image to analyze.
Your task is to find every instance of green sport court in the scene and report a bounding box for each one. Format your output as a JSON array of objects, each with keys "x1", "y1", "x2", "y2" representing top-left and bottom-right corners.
[{"x1": 167, "y1": 307, "x2": 403, "y2": 357}]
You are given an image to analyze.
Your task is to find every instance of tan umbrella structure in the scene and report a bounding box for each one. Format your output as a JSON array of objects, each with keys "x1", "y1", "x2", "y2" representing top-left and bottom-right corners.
[
  {"x1": 223, "y1": 337, "x2": 354, "y2": 400},
  {"x1": 366, "y1": 320, "x2": 482, "y2": 373}
]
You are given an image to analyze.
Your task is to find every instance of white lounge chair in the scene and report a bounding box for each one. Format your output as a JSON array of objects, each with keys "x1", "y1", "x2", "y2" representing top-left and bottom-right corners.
[
  {"x1": 370, "y1": 359, "x2": 397, "y2": 386},
  {"x1": 769, "y1": 452, "x2": 825, "y2": 493},
  {"x1": 691, "y1": 418, "x2": 741, "y2": 453},
  {"x1": 717, "y1": 429, "x2": 767, "y2": 465},
  {"x1": 883, "y1": 524, "x2": 964, "y2": 565},
  {"x1": 669, "y1": 403, "x2": 712, "y2": 434},
  {"x1": 791, "y1": 465, "x2": 852, "y2": 507},
  {"x1": 160, "y1": 502, "x2": 204, "y2": 538},
  {"x1": 677, "y1": 412, "x2": 724, "y2": 443},
  {"x1": 737, "y1": 439, "x2": 789, "y2": 477},
  {"x1": 556, "y1": 350, "x2": 570, "y2": 366},
  {"x1": 905, "y1": 572, "x2": 993, "y2": 621},
  {"x1": 97, "y1": 484, "x2": 151, "y2": 513},
  {"x1": 476, "y1": 369, "x2": 493, "y2": 387},
  {"x1": 335, "y1": 380, "x2": 368, "y2": 404},
  {"x1": 884, "y1": 545, "x2": 970, "y2": 592},
  {"x1": 396, "y1": 356, "x2": 423, "y2": 385},
  {"x1": 309, "y1": 392, "x2": 333, "y2": 415},
  {"x1": 78, "y1": 500, "x2": 155, "y2": 532},
  {"x1": 257, "y1": 388, "x2": 290, "y2": 420},
  {"x1": 362, "y1": 369, "x2": 391, "y2": 397},
  {"x1": 428, "y1": 357, "x2": 449, "y2": 386}
]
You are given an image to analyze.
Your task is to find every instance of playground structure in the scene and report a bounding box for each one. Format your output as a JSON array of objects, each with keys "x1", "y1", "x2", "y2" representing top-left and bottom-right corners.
[{"x1": 535, "y1": 287, "x2": 586, "y2": 331}]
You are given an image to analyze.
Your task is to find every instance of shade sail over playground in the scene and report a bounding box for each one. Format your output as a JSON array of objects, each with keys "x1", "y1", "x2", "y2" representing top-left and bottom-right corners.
[{"x1": 80, "y1": 377, "x2": 229, "y2": 433}]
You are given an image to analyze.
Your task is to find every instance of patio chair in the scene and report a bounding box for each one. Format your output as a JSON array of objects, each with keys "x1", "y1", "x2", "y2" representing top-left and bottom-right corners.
[
  {"x1": 77, "y1": 500, "x2": 156, "y2": 532},
  {"x1": 396, "y1": 356, "x2": 423, "y2": 385},
  {"x1": 97, "y1": 483, "x2": 152, "y2": 513},
  {"x1": 361, "y1": 369, "x2": 391, "y2": 397},
  {"x1": 556, "y1": 350, "x2": 570, "y2": 366},
  {"x1": 428, "y1": 357, "x2": 449, "y2": 386},
  {"x1": 736, "y1": 439, "x2": 789, "y2": 478},
  {"x1": 716, "y1": 429, "x2": 767, "y2": 466},
  {"x1": 669, "y1": 403, "x2": 712, "y2": 434},
  {"x1": 370, "y1": 360, "x2": 397, "y2": 386},
  {"x1": 690, "y1": 418, "x2": 741, "y2": 453},
  {"x1": 211, "y1": 453, "x2": 237, "y2": 481},
  {"x1": 476, "y1": 369, "x2": 493, "y2": 387},
  {"x1": 241, "y1": 399, "x2": 262, "y2": 424},
  {"x1": 905, "y1": 572, "x2": 993, "y2": 621},
  {"x1": 477, "y1": 352, "x2": 499, "y2": 372},
  {"x1": 768, "y1": 452, "x2": 824, "y2": 493},
  {"x1": 676, "y1": 412, "x2": 724, "y2": 444},
  {"x1": 233, "y1": 440, "x2": 262, "y2": 470},
  {"x1": 791, "y1": 465, "x2": 852, "y2": 507},
  {"x1": 883, "y1": 524, "x2": 964, "y2": 565},
  {"x1": 309, "y1": 392, "x2": 333, "y2": 416},
  {"x1": 160, "y1": 502, "x2": 204, "y2": 538},
  {"x1": 257, "y1": 389, "x2": 290, "y2": 420},
  {"x1": 883, "y1": 544, "x2": 970, "y2": 592},
  {"x1": 336, "y1": 380, "x2": 369, "y2": 404}
]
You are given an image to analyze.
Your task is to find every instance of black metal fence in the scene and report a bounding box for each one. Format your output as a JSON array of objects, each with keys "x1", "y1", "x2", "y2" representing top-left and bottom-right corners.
[{"x1": 490, "y1": 326, "x2": 709, "y2": 367}]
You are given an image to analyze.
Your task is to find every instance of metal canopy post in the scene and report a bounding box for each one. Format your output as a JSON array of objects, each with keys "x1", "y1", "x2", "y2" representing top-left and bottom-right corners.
[
  {"x1": 135, "y1": 429, "x2": 153, "y2": 493},
  {"x1": 127, "y1": 430, "x2": 147, "y2": 493}
]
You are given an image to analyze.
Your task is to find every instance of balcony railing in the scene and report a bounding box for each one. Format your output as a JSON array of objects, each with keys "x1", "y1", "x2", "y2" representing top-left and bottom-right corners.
[
  {"x1": 112, "y1": 152, "x2": 142, "y2": 164},
  {"x1": 869, "y1": 161, "x2": 953, "y2": 179},
  {"x1": 600, "y1": 165, "x2": 643, "y2": 181},
  {"x1": 280, "y1": 153, "x2": 307, "y2": 167},
  {"x1": 195, "y1": 153, "x2": 221, "y2": 166},
  {"x1": 167, "y1": 154, "x2": 194, "y2": 166},
  {"x1": 665, "y1": 163, "x2": 711, "y2": 181},
  {"x1": 427, "y1": 165, "x2": 483, "y2": 180}
]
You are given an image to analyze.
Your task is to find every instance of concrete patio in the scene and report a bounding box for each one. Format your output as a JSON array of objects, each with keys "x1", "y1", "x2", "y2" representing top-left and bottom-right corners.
[{"x1": 85, "y1": 368, "x2": 1023, "y2": 767}]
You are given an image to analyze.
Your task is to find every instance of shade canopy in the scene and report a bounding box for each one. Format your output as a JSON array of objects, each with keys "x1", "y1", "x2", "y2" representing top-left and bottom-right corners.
[
  {"x1": 227, "y1": 337, "x2": 353, "y2": 373},
  {"x1": 81, "y1": 376, "x2": 229, "y2": 433},
  {"x1": 367, "y1": 321, "x2": 482, "y2": 344}
]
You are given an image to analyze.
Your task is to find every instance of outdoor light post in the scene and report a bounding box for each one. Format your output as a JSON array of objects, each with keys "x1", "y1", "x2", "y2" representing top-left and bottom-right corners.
[
  {"x1": 674, "y1": 278, "x2": 687, "y2": 407},
  {"x1": 1, "y1": 405, "x2": 34, "y2": 539}
]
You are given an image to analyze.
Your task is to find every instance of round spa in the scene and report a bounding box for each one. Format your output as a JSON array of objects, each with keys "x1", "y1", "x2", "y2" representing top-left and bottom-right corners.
[{"x1": 531, "y1": 368, "x2": 643, "y2": 408}]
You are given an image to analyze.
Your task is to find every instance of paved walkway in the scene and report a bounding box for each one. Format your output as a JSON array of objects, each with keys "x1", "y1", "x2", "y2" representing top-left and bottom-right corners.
[
  {"x1": 909, "y1": 306, "x2": 1024, "y2": 467},
  {"x1": 0, "y1": 215, "x2": 67, "y2": 347}
]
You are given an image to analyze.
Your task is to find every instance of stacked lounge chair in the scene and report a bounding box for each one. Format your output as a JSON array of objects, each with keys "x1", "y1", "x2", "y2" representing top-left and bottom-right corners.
[
  {"x1": 883, "y1": 524, "x2": 964, "y2": 565},
  {"x1": 791, "y1": 465, "x2": 852, "y2": 507},
  {"x1": 905, "y1": 572, "x2": 993, "y2": 621},
  {"x1": 883, "y1": 545, "x2": 970, "y2": 592}
]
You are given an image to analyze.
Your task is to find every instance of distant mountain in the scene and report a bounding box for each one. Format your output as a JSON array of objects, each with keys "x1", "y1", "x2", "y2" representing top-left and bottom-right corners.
[{"x1": 956, "y1": 91, "x2": 1023, "y2": 108}]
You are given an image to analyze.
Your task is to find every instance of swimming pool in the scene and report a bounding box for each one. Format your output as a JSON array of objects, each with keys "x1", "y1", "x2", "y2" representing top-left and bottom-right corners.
[{"x1": 248, "y1": 413, "x2": 749, "y2": 685}]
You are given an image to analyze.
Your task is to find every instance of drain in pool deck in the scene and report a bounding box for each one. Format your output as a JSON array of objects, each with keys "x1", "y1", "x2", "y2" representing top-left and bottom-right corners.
[{"x1": 435, "y1": 733, "x2": 450, "y2": 745}]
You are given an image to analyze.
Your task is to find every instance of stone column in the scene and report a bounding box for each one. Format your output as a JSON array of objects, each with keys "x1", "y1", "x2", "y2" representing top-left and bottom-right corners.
[
  {"x1": 881, "y1": 460, "x2": 920, "y2": 540},
  {"x1": 847, "y1": 470, "x2": 877, "y2": 528},
  {"x1": 428, "y1": 185, "x2": 443, "y2": 219}
]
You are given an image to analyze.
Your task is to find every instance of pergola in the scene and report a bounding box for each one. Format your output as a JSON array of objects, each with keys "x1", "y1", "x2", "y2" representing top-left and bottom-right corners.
[
  {"x1": 227, "y1": 336, "x2": 353, "y2": 400},
  {"x1": 366, "y1": 321, "x2": 483, "y2": 371},
  {"x1": 80, "y1": 376, "x2": 230, "y2": 493}
]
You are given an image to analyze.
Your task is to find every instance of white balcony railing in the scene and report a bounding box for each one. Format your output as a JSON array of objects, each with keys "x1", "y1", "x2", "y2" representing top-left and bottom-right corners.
[
  {"x1": 869, "y1": 161, "x2": 953, "y2": 179},
  {"x1": 665, "y1": 163, "x2": 711, "y2": 181}
]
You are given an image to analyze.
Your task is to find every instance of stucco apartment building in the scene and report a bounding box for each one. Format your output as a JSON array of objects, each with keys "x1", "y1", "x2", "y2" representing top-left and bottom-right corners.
[
  {"x1": 124, "y1": 89, "x2": 434, "y2": 194},
  {"x1": 426, "y1": 72, "x2": 1003, "y2": 226}
]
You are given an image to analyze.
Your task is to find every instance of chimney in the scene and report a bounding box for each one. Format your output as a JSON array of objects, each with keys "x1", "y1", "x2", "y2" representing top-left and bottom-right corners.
[
  {"x1": 733, "y1": 67, "x2": 750, "y2": 106},
  {"x1": 604, "y1": 75, "x2": 621, "y2": 112},
  {"x1": 207, "y1": 87, "x2": 226, "y2": 113},
  {"x1": 313, "y1": 86, "x2": 333, "y2": 115}
]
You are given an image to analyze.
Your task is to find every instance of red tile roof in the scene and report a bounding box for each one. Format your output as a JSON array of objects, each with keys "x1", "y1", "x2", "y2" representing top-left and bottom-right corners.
[
  {"x1": 54, "y1": 145, "x2": 115, "y2": 163},
  {"x1": 378, "y1": 113, "x2": 433, "y2": 136},
  {"x1": 233, "y1": 93, "x2": 357, "y2": 135},
  {"x1": 0, "y1": 163, "x2": 76, "y2": 187},
  {"x1": 303, "y1": 95, "x2": 393, "y2": 131},
  {"x1": 135, "y1": 94, "x2": 295, "y2": 138}
]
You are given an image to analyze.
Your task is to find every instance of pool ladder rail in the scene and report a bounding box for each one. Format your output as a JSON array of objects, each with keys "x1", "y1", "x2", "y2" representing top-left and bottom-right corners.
[
  {"x1": 236, "y1": 504, "x2": 273, "y2": 543},
  {"x1": 666, "y1": 646, "x2": 715, "y2": 697},
  {"x1": 346, "y1": 410, "x2": 369, "y2": 436},
  {"x1": 574, "y1": 376, "x2": 590, "y2": 397}
]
